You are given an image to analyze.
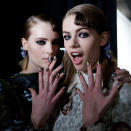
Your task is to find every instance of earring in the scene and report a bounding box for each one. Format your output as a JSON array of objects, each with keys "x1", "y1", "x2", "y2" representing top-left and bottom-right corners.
[
  {"x1": 104, "y1": 43, "x2": 112, "y2": 59},
  {"x1": 20, "y1": 47, "x2": 27, "y2": 58}
]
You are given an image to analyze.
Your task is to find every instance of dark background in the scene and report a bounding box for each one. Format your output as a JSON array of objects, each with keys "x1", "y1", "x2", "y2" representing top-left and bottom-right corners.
[{"x1": 0, "y1": 0, "x2": 117, "y2": 78}]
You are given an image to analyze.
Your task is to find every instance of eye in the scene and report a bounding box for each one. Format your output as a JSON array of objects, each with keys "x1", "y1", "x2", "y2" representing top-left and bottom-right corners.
[
  {"x1": 79, "y1": 32, "x2": 89, "y2": 38},
  {"x1": 63, "y1": 35, "x2": 71, "y2": 40},
  {"x1": 36, "y1": 40, "x2": 46, "y2": 45}
]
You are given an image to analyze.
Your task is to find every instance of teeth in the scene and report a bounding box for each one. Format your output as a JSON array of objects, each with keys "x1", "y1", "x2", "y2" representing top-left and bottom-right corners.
[{"x1": 72, "y1": 53, "x2": 80, "y2": 56}]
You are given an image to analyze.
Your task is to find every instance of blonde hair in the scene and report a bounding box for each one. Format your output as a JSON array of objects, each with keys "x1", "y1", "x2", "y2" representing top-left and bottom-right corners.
[{"x1": 19, "y1": 14, "x2": 61, "y2": 70}]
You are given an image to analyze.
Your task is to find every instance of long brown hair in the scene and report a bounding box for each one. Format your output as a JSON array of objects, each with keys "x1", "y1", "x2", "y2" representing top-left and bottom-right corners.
[{"x1": 62, "y1": 4, "x2": 117, "y2": 89}]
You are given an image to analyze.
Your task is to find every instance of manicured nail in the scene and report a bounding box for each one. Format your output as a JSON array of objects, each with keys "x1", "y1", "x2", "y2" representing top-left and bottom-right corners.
[
  {"x1": 60, "y1": 63, "x2": 64, "y2": 67},
  {"x1": 48, "y1": 57, "x2": 52, "y2": 62},
  {"x1": 116, "y1": 82, "x2": 122, "y2": 89},
  {"x1": 62, "y1": 70, "x2": 66, "y2": 74},
  {"x1": 117, "y1": 78, "x2": 122, "y2": 82},
  {"x1": 112, "y1": 73, "x2": 117, "y2": 77},
  {"x1": 39, "y1": 67, "x2": 43, "y2": 72},
  {"x1": 62, "y1": 86, "x2": 66, "y2": 91},
  {"x1": 53, "y1": 56, "x2": 57, "y2": 60},
  {"x1": 87, "y1": 61, "x2": 90, "y2": 67},
  {"x1": 97, "y1": 61, "x2": 100, "y2": 65}
]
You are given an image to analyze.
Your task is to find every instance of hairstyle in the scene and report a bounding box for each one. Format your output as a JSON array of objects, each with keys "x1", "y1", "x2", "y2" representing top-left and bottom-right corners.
[
  {"x1": 62, "y1": 4, "x2": 117, "y2": 89},
  {"x1": 19, "y1": 14, "x2": 61, "y2": 70}
]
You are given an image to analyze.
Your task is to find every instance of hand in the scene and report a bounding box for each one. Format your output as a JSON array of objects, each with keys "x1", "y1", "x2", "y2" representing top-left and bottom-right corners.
[
  {"x1": 77, "y1": 63, "x2": 120, "y2": 127},
  {"x1": 113, "y1": 68, "x2": 131, "y2": 86},
  {"x1": 29, "y1": 59, "x2": 65, "y2": 129}
]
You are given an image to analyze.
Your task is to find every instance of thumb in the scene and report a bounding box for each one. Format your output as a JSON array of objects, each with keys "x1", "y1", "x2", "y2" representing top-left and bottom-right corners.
[
  {"x1": 29, "y1": 88, "x2": 37, "y2": 99},
  {"x1": 107, "y1": 81, "x2": 121, "y2": 103}
]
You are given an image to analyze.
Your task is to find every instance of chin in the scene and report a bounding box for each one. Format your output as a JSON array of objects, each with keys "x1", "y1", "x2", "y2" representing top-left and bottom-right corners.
[{"x1": 74, "y1": 64, "x2": 87, "y2": 72}]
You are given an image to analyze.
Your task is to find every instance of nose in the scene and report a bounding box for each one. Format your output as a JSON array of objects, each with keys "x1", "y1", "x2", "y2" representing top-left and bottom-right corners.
[
  {"x1": 69, "y1": 35, "x2": 80, "y2": 48},
  {"x1": 46, "y1": 43, "x2": 53, "y2": 55}
]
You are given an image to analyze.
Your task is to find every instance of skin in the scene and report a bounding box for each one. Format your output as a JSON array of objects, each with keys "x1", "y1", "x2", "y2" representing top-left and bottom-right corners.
[
  {"x1": 21, "y1": 20, "x2": 65, "y2": 128},
  {"x1": 21, "y1": 21, "x2": 59, "y2": 73},
  {"x1": 23, "y1": 15, "x2": 131, "y2": 129},
  {"x1": 30, "y1": 59, "x2": 65, "y2": 128},
  {"x1": 63, "y1": 15, "x2": 108, "y2": 72},
  {"x1": 62, "y1": 14, "x2": 131, "y2": 127}
]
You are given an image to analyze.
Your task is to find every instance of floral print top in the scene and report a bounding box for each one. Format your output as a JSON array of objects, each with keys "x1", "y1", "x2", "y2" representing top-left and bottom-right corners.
[
  {"x1": 53, "y1": 73, "x2": 131, "y2": 131},
  {"x1": 0, "y1": 72, "x2": 131, "y2": 131},
  {"x1": 0, "y1": 73, "x2": 39, "y2": 130}
]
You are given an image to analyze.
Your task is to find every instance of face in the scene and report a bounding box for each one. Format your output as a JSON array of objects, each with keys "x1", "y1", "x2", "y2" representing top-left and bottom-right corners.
[
  {"x1": 22, "y1": 21, "x2": 59, "y2": 70},
  {"x1": 63, "y1": 15, "x2": 104, "y2": 72}
]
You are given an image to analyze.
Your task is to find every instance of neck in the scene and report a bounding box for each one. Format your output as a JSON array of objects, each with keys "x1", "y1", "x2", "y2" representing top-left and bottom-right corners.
[{"x1": 20, "y1": 61, "x2": 40, "y2": 74}]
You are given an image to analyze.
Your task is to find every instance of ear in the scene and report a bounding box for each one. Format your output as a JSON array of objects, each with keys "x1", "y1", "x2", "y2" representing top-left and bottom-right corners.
[
  {"x1": 100, "y1": 32, "x2": 109, "y2": 46},
  {"x1": 21, "y1": 38, "x2": 28, "y2": 50}
]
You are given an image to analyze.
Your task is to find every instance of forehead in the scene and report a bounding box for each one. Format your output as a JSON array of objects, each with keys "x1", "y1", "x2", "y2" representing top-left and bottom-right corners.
[
  {"x1": 30, "y1": 21, "x2": 59, "y2": 38},
  {"x1": 62, "y1": 15, "x2": 89, "y2": 33},
  {"x1": 63, "y1": 15, "x2": 76, "y2": 31}
]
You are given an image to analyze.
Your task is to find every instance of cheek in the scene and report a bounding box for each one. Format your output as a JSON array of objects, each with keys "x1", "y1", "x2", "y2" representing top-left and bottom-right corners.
[
  {"x1": 64, "y1": 42, "x2": 69, "y2": 51},
  {"x1": 84, "y1": 42, "x2": 100, "y2": 59},
  {"x1": 28, "y1": 46, "x2": 41, "y2": 57}
]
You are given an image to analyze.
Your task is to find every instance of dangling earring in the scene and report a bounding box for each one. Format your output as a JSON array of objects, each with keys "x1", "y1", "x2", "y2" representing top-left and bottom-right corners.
[
  {"x1": 20, "y1": 47, "x2": 27, "y2": 58},
  {"x1": 104, "y1": 43, "x2": 112, "y2": 59}
]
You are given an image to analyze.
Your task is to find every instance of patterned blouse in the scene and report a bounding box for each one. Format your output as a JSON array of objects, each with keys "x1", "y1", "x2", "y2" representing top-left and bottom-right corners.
[
  {"x1": 0, "y1": 73, "x2": 39, "y2": 130},
  {"x1": 53, "y1": 73, "x2": 131, "y2": 131},
  {"x1": 0, "y1": 72, "x2": 131, "y2": 131}
]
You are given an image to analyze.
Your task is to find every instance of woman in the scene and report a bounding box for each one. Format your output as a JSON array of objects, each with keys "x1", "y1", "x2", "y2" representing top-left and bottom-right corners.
[
  {"x1": 53, "y1": 4, "x2": 131, "y2": 131},
  {"x1": 0, "y1": 14, "x2": 65, "y2": 130}
]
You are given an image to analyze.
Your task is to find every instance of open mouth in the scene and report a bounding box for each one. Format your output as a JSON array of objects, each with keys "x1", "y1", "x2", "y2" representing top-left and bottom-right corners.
[{"x1": 71, "y1": 52, "x2": 83, "y2": 65}]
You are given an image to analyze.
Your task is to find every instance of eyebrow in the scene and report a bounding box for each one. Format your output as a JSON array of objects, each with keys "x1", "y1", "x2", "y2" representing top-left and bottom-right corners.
[
  {"x1": 36, "y1": 37, "x2": 59, "y2": 41},
  {"x1": 36, "y1": 37, "x2": 48, "y2": 40},
  {"x1": 63, "y1": 27, "x2": 89, "y2": 34}
]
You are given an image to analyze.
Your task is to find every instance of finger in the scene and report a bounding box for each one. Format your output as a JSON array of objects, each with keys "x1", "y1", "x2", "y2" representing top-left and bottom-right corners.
[
  {"x1": 50, "y1": 64, "x2": 64, "y2": 84},
  {"x1": 51, "y1": 86, "x2": 65, "y2": 104},
  {"x1": 87, "y1": 64, "x2": 94, "y2": 88},
  {"x1": 113, "y1": 73, "x2": 131, "y2": 84},
  {"x1": 50, "y1": 72, "x2": 65, "y2": 96},
  {"x1": 121, "y1": 75, "x2": 131, "y2": 84},
  {"x1": 115, "y1": 68, "x2": 129, "y2": 75},
  {"x1": 44, "y1": 63, "x2": 50, "y2": 93},
  {"x1": 95, "y1": 63, "x2": 102, "y2": 90},
  {"x1": 113, "y1": 68, "x2": 129, "y2": 81},
  {"x1": 107, "y1": 81, "x2": 121, "y2": 102},
  {"x1": 76, "y1": 88, "x2": 84, "y2": 100},
  {"x1": 29, "y1": 88, "x2": 37, "y2": 101},
  {"x1": 49, "y1": 56, "x2": 57, "y2": 72},
  {"x1": 79, "y1": 74, "x2": 88, "y2": 92},
  {"x1": 39, "y1": 70, "x2": 44, "y2": 93}
]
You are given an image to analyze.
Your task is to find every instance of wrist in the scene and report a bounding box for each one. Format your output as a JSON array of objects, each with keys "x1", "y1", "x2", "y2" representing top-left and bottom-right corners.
[{"x1": 31, "y1": 116, "x2": 46, "y2": 129}]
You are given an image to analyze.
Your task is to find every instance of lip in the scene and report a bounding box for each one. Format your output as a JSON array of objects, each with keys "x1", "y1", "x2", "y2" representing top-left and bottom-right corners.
[
  {"x1": 70, "y1": 51, "x2": 83, "y2": 65},
  {"x1": 42, "y1": 58, "x2": 50, "y2": 62}
]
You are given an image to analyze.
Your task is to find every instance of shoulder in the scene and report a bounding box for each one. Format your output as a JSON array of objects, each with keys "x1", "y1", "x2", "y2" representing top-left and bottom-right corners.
[{"x1": 111, "y1": 83, "x2": 131, "y2": 127}]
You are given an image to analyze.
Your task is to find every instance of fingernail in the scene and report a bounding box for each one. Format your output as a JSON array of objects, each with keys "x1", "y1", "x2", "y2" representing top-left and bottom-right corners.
[
  {"x1": 48, "y1": 57, "x2": 52, "y2": 62},
  {"x1": 87, "y1": 61, "x2": 90, "y2": 67},
  {"x1": 60, "y1": 63, "x2": 64, "y2": 67},
  {"x1": 62, "y1": 70, "x2": 66, "y2": 74},
  {"x1": 113, "y1": 81, "x2": 122, "y2": 89},
  {"x1": 62, "y1": 86, "x2": 66, "y2": 91},
  {"x1": 116, "y1": 82, "x2": 122, "y2": 89},
  {"x1": 97, "y1": 61, "x2": 100, "y2": 65},
  {"x1": 39, "y1": 67, "x2": 43, "y2": 72},
  {"x1": 112, "y1": 73, "x2": 117, "y2": 77},
  {"x1": 117, "y1": 78, "x2": 122, "y2": 82},
  {"x1": 53, "y1": 56, "x2": 57, "y2": 60}
]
